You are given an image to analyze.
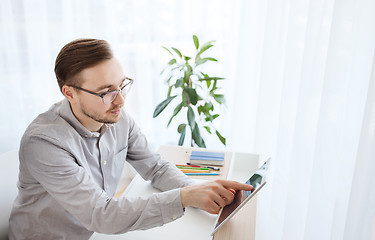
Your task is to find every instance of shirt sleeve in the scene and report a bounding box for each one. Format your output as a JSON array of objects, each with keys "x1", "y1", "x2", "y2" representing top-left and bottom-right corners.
[{"x1": 21, "y1": 134, "x2": 186, "y2": 234}]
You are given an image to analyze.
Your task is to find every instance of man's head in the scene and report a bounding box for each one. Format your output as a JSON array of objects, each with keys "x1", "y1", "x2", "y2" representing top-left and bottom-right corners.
[
  {"x1": 55, "y1": 38, "x2": 113, "y2": 92},
  {"x1": 55, "y1": 39, "x2": 131, "y2": 131}
]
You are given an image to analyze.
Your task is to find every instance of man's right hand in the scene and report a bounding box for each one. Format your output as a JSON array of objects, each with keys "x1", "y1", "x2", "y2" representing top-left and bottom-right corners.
[{"x1": 180, "y1": 179, "x2": 254, "y2": 214}]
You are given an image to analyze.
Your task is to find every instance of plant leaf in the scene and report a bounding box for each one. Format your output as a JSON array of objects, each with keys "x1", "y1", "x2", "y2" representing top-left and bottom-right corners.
[
  {"x1": 204, "y1": 126, "x2": 211, "y2": 134},
  {"x1": 204, "y1": 57, "x2": 218, "y2": 62},
  {"x1": 184, "y1": 88, "x2": 198, "y2": 105},
  {"x1": 205, "y1": 102, "x2": 213, "y2": 111},
  {"x1": 168, "y1": 59, "x2": 177, "y2": 65},
  {"x1": 195, "y1": 57, "x2": 218, "y2": 66},
  {"x1": 197, "y1": 105, "x2": 204, "y2": 115},
  {"x1": 153, "y1": 95, "x2": 177, "y2": 118},
  {"x1": 186, "y1": 64, "x2": 193, "y2": 75},
  {"x1": 175, "y1": 78, "x2": 184, "y2": 88},
  {"x1": 205, "y1": 116, "x2": 213, "y2": 122},
  {"x1": 167, "y1": 86, "x2": 172, "y2": 97},
  {"x1": 193, "y1": 35, "x2": 199, "y2": 50},
  {"x1": 195, "y1": 58, "x2": 208, "y2": 66},
  {"x1": 178, "y1": 126, "x2": 186, "y2": 146},
  {"x1": 171, "y1": 47, "x2": 182, "y2": 58},
  {"x1": 184, "y1": 56, "x2": 191, "y2": 62},
  {"x1": 187, "y1": 106, "x2": 195, "y2": 129},
  {"x1": 199, "y1": 77, "x2": 224, "y2": 81},
  {"x1": 212, "y1": 80, "x2": 217, "y2": 91},
  {"x1": 213, "y1": 94, "x2": 225, "y2": 104},
  {"x1": 216, "y1": 130, "x2": 226, "y2": 145},
  {"x1": 162, "y1": 46, "x2": 173, "y2": 56},
  {"x1": 197, "y1": 41, "x2": 214, "y2": 56},
  {"x1": 204, "y1": 113, "x2": 219, "y2": 122},
  {"x1": 206, "y1": 79, "x2": 211, "y2": 88},
  {"x1": 192, "y1": 124, "x2": 205, "y2": 148},
  {"x1": 178, "y1": 123, "x2": 186, "y2": 133},
  {"x1": 200, "y1": 72, "x2": 209, "y2": 78},
  {"x1": 160, "y1": 66, "x2": 167, "y2": 75},
  {"x1": 201, "y1": 138, "x2": 207, "y2": 148},
  {"x1": 167, "y1": 102, "x2": 183, "y2": 126},
  {"x1": 166, "y1": 75, "x2": 173, "y2": 84}
]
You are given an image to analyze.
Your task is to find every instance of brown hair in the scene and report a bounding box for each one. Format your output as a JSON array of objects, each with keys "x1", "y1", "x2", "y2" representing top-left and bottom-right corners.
[{"x1": 54, "y1": 38, "x2": 113, "y2": 92}]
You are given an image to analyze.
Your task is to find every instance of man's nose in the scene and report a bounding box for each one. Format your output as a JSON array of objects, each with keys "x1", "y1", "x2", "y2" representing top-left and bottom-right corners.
[{"x1": 112, "y1": 92, "x2": 125, "y2": 105}]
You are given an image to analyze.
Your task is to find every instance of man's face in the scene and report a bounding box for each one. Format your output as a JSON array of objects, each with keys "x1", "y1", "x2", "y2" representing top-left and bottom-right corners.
[{"x1": 72, "y1": 58, "x2": 127, "y2": 129}]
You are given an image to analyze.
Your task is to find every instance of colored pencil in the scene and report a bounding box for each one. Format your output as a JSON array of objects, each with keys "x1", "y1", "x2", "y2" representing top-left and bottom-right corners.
[
  {"x1": 176, "y1": 166, "x2": 210, "y2": 170},
  {"x1": 179, "y1": 169, "x2": 211, "y2": 173},
  {"x1": 184, "y1": 173, "x2": 220, "y2": 176}
]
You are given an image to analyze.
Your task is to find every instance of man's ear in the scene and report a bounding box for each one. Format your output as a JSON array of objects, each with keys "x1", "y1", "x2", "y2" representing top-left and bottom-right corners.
[{"x1": 62, "y1": 85, "x2": 76, "y2": 104}]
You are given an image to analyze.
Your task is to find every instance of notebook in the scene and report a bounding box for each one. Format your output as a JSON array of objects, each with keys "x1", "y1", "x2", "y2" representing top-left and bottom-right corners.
[{"x1": 189, "y1": 151, "x2": 225, "y2": 166}]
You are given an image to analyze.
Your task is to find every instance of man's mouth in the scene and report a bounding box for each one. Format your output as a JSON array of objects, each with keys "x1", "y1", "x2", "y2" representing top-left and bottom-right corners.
[
  {"x1": 109, "y1": 107, "x2": 122, "y2": 114},
  {"x1": 111, "y1": 109, "x2": 120, "y2": 114}
]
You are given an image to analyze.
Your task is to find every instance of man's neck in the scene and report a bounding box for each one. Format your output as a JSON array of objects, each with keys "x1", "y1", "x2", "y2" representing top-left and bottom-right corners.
[{"x1": 70, "y1": 104, "x2": 103, "y2": 132}]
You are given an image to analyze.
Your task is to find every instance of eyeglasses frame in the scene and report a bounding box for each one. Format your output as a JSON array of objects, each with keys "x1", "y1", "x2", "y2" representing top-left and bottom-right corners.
[{"x1": 69, "y1": 77, "x2": 134, "y2": 104}]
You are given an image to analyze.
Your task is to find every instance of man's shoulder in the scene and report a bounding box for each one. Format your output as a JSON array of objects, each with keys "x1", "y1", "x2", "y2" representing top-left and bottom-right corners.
[{"x1": 23, "y1": 108, "x2": 78, "y2": 142}]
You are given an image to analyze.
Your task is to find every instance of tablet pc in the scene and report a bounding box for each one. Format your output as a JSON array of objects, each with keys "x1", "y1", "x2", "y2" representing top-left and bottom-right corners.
[{"x1": 211, "y1": 158, "x2": 270, "y2": 235}]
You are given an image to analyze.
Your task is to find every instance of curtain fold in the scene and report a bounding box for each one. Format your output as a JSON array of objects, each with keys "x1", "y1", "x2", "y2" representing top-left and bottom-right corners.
[
  {"x1": 344, "y1": 52, "x2": 375, "y2": 240},
  {"x1": 1, "y1": 0, "x2": 374, "y2": 239},
  {"x1": 227, "y1": 0, "x2": 375, "y2": 239}
]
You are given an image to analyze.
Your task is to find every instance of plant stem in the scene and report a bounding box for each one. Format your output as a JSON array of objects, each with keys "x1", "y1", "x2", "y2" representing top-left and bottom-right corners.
[{"x1": 187, "y1": 75, "x2": 192, "y2": 88}]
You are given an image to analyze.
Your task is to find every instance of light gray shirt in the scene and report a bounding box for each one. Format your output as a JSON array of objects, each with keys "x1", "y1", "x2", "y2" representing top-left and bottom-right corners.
[{"x1": 9, "y1": 99, "x2": 193, "y2": 239}]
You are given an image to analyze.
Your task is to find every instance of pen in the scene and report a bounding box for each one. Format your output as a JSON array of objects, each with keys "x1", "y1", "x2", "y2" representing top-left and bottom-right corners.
[
  {"x1": 185, "y1": 163, "x2": 203, "y2": 167},
  {"x1": 186, "y1": 163, "x2": 220, "y2": 171},
  {"x1": 184, "y1": 173, "x2": 220, "y2": 176}
]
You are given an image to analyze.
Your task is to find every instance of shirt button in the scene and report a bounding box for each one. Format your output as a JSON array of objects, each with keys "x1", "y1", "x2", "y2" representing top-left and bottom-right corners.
[
  {"x1": 106, "y1": 185, "x2": 109, "y2": 189},
  {"x1": 84, "y1": 134, "x2": 88, "y2": 138},
  {"x1": 103, "y1": 160, "x2": 107, "y2": 165},
  {"x1": 172, "y1": 216, "x2": 177, "y2": 220}
]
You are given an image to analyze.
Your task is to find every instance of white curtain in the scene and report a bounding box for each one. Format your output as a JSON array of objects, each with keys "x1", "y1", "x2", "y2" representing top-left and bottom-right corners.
[
  {"x1": 0, "y1": 0, "x2": 241, "y2": 152},
  {"x1": 1, "y1": 0, "x2": 374, "y2": 239},
  {"x1": 226, "y1": 0, "x2": 375, "y2": 239}
]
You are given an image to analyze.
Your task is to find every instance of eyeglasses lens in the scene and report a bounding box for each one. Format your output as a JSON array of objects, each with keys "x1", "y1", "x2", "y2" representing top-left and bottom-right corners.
[
  {"x1": 103, "y1": 91, "x2": 118, "y2": 104},
  {"x1": 102, "y1": 79, "x2": 133, "y2": 104},
  {"x1": 121, "y1": 82, "x2": 132, "y2": 96}
]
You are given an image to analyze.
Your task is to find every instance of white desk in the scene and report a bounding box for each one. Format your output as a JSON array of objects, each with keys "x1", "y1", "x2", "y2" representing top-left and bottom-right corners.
[{"x1": 92, "y1": 145, "x2": 264, "y2": 240}]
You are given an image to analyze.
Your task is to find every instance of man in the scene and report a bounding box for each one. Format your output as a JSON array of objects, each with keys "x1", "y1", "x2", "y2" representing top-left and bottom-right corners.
[{"x1": 9, "y1": 38, "x2": 253, "y2": 239}]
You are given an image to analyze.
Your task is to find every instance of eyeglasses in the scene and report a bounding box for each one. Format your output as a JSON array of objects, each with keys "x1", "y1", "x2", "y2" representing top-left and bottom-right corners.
[{"x1": 69, "y1": 77, "x2": 134, "y2": 104}]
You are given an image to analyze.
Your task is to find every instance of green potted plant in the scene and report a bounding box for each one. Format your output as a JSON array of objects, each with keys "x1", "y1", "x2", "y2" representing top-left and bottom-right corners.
[{"x1": 153, "y1": 35, "x2": 226, "y2": 148}]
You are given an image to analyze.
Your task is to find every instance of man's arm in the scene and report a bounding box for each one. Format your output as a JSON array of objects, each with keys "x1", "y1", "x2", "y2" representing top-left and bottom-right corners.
[{"x1": 22, "y1": 135, "x2": 186, "y2": 234}]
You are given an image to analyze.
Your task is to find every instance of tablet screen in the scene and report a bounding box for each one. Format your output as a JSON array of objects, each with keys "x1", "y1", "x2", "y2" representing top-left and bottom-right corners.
[{"x1": 213, "y1": 159, "x2": 270, "y2": 231}]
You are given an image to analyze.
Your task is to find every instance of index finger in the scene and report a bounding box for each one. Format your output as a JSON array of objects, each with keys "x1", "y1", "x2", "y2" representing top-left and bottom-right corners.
[{"x1": 216, "y1": 179, "x2": 254, "y2": 191}]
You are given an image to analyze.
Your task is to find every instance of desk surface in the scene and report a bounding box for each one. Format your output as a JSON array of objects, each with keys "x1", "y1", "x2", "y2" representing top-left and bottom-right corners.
[{"x1": 99, "y1": 145, "x2": 261, "y2": 240}]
